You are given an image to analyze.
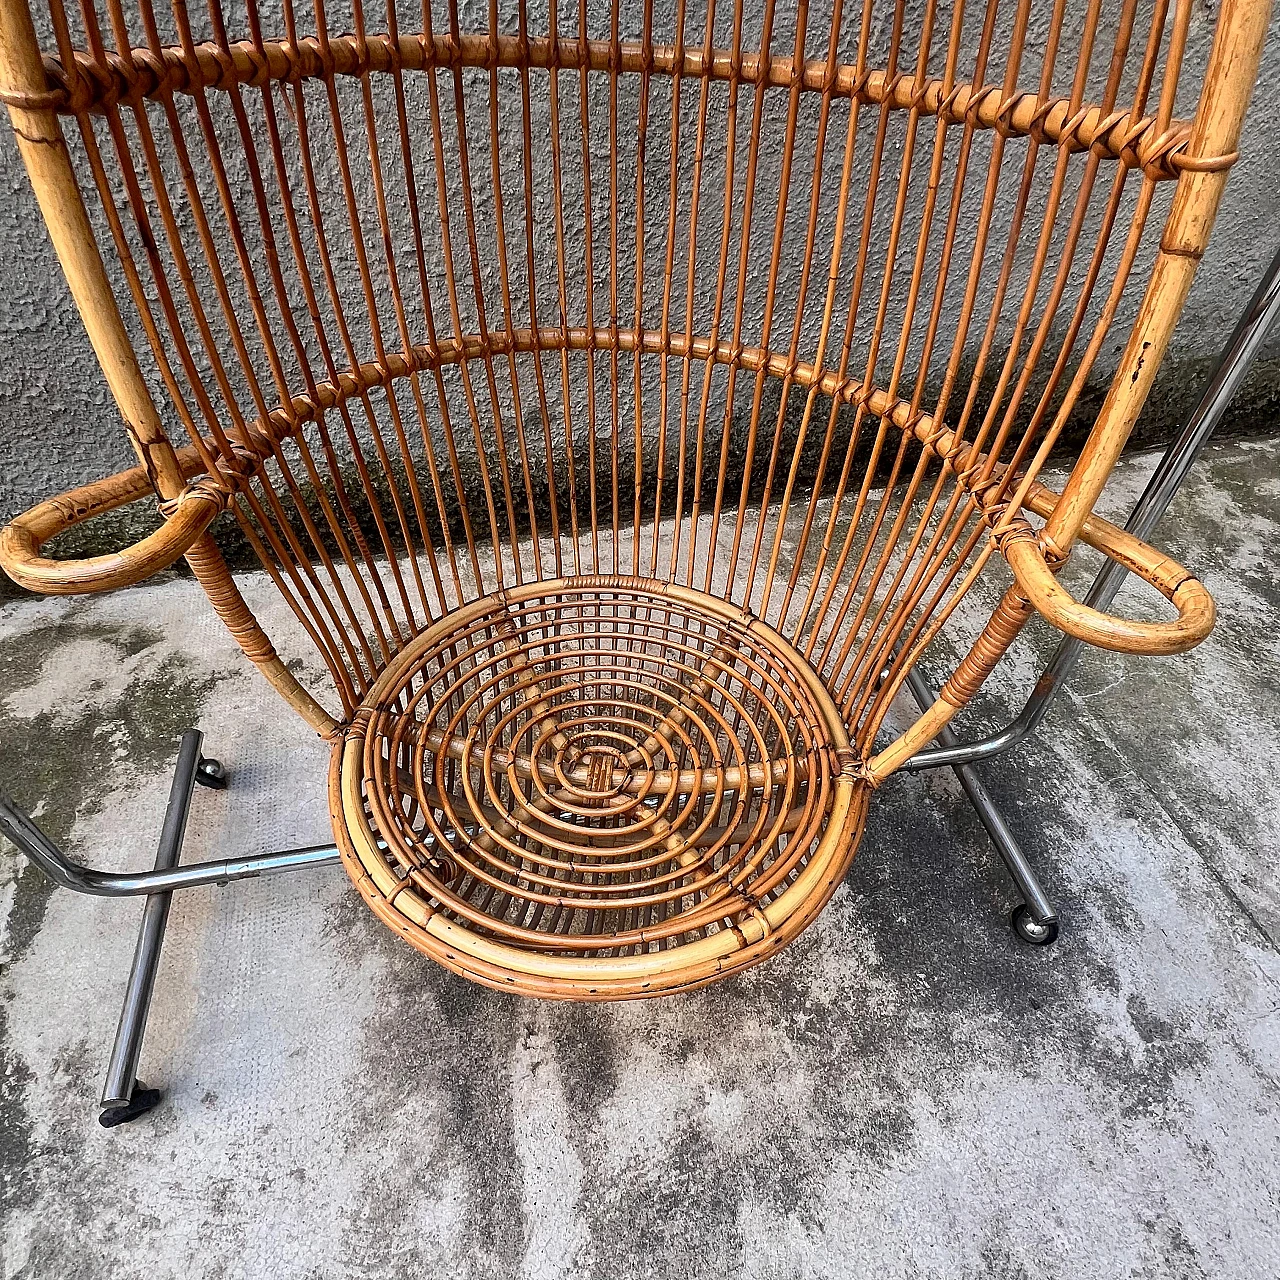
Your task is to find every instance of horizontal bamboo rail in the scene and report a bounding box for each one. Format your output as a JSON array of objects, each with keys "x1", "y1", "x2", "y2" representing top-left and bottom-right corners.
[
  {"x1": 3, "y1": 34, "x2": 1219, "y2": 180},
  {"x1": 0, "y1": 329, "x2": 1216, "y2": 658}
]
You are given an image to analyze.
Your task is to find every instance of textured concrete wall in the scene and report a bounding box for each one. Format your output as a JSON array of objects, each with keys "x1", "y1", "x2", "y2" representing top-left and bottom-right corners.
[{"x1": 0, "y1": 2, "x2": 1277, "y2": 541}]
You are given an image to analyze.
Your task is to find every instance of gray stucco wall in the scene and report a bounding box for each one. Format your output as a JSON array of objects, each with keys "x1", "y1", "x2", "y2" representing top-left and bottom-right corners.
[{"x1": 0, "y1": 4, "x2": 1277, "y2": 546}]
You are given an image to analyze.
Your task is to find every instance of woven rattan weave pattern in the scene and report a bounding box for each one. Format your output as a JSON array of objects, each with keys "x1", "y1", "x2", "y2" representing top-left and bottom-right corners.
[
  {"x1": 0, "y1": 0, "x2": 1267, "y2": 995},
  {"x1": 334, "y1": 578, "x2": 864, "y2": 995}
]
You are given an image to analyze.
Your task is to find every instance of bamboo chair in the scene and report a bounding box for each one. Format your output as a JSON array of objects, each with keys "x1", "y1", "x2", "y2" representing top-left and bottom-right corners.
[{"x1": 0, "y1": 0, "x2": 1267, "y2": 1003}]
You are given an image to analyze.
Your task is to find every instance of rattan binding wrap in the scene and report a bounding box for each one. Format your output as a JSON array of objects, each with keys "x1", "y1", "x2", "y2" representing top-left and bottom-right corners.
[{"x1": 0, "y1": 0, "x2": 1266, "y2": 996}]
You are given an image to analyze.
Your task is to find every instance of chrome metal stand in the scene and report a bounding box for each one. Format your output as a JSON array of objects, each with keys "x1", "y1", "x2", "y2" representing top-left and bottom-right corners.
[
  {"x1": 901, "y1": 242, "x2": 1280, "y2": 944},
  {"x1": 0, "y1": 733, "x2": 340, "y2": 1126}
]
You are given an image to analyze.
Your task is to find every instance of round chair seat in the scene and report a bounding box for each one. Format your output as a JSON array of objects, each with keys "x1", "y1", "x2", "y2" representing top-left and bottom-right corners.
[{"x1": 331, "y1": 577, "x2": 868, "y2": 998}]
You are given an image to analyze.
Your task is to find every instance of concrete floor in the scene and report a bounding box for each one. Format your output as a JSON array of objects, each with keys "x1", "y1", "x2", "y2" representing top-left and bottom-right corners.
[{"x1": 0, "y1": 439, "x2": 1277, "y2": 1279}]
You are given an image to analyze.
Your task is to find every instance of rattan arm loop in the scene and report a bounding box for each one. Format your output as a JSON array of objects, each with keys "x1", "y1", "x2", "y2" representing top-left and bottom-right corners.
[
  {"x1": 0, "y1": 469, "x2": 224, "y2": 596},
  {"x1": 998, "y1": 509, "x2": 1215, "y2": 657}
]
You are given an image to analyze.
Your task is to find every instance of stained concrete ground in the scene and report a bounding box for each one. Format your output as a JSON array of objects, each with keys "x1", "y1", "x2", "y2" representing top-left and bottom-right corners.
[{"x1": 0, "y1": 437, "x2": 1277, "y2": 1280}]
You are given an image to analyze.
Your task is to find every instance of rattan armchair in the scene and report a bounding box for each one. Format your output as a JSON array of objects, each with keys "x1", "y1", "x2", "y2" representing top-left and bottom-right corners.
[{"x1": 0, "y1": 0, "x2": 1266, "y2": 1009}]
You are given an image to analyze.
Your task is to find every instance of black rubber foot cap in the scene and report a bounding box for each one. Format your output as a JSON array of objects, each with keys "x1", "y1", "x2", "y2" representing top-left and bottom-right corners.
[
  {"x1": 195, "y1": 758, "x2": 229, "y2": 791},
  {"x1": 1011, "y1": 904, "x2": 1060, "y2": 946},
  {"x1": 99, "y1": 1082, "x2": 163, "y2": 1128}
]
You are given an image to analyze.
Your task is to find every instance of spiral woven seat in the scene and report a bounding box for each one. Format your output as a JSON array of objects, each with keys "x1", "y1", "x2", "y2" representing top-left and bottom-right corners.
[{"x1": 333, "y1": 579, "x2": 865, "y2": 997}]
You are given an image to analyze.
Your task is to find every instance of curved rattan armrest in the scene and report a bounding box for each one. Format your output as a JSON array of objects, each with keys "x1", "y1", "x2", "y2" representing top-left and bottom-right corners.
[
  {"x1": 0, "y1": 464, "x2": 224, "y2": 596},
  {"x1": 1002, "y1": 485, "x2": 1216, "y2": 656}
]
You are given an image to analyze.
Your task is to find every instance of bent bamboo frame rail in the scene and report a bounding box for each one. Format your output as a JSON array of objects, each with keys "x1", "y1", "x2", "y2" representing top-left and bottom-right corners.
[
  {"x1": 1003, "y1": 491, "x2": 1216, "y2": 655},
  {"x1": 0, "y1": 473, "x2": 223, "y2": 595}
]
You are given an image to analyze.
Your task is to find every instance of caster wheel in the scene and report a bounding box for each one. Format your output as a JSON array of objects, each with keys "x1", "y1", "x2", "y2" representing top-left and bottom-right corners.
[
  {"x1": 195, "y1": 758, "x2": 229, "y2": 790},
  {"x1": 99, "y1": 1081, "x2": 163, "y2": 1128},
  {"x1": 1011, "y1": 904, "x2": 1059, "y2": 946}
]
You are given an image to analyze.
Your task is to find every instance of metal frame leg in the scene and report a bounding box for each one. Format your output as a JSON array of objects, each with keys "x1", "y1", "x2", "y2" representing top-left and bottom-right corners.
[
  {"x1": 904, "y1": 669, "x2": 1059, "y2": 945},
  {"x1": 898, "y1": 241, "x2": 1280, "y2": 943},
  {"x1": 0, "y1": 734, "x2": 341, "y2": 1126},
  {"x1": 99, "y1": 729, "x2": 203, "y2": 1125}
]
